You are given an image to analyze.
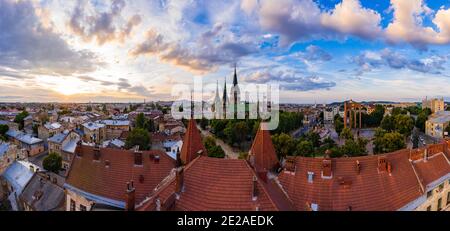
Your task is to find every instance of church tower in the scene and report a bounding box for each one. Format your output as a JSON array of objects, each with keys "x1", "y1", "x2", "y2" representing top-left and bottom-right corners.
[
  {"x1": 230, "y1": 65, "x2": 241, "y2": 119},
  {"x1": 222, "y1": 79, "x2": 228, "y2": 119},
  {"x1": 213, "y1": 80, "x2": 222, "y2": 119}
]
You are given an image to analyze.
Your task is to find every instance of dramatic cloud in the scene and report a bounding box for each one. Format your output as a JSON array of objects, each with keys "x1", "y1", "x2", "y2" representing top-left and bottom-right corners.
[
  {"x1": 0, "y1": 0, "x2": 101, "y2": 75},
  {"x1": 243, "y1": 69, "x2": 336, "y2": 91},
  {"x1": 75, "y1": 76, "x2": 153, "y2": 95},
  {"x1": 248, "y1": 0, "x2": 382, "y2": 45},
  {"x1": 354, "y1": 49, "x2": 448, "y2": 75},
  {"x1": 130, "y1": 25, "x2": 257, "y2": 72},
  {"x1": 385, "y1": 0, "x2": 450, "y2": 48},
  {"x1": 300, "y1": 45, "x2": 332, "y2": 62},
  {"x1": 68, "y1": 0, "x2": 142, "y2": 45}
]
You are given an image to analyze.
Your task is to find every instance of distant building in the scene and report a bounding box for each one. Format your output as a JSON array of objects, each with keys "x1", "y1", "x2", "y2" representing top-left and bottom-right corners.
[
  {"x1": 19, "y1": 172, "x2": 65, "y2": 211},
  {"x1": 99, "y1": 120, "x2": 130, "y2": 140},
  {"x1": 0, "y1": 142, "x2": 19, "y2": 174},
  {"x1": 6, "y1": 130, "x2": 44, "y2": 157},
  {"x1": 38, "y1": 122, "x2": 63, "y2": 141},
  {"x1": 48, "y1": 131, "x2": 81, "y2": 170},
  {"x1": 423, "y1": 97, "x2": 445, "y2": 113},
  {"x1": 425, "y1": 111, "x2": 450, "y2": 139},
  {"x1": 324, "y1": 107, "x2": 339, "y2": 123},
  {"x1": 82, "y1": 122, "x2": 106, "y2": 144}
]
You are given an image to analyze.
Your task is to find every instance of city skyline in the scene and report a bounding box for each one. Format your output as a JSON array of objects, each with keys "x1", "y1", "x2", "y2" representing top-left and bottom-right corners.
[{"x1": 1, "y1": 0, "x2": 450, "y2": 103}]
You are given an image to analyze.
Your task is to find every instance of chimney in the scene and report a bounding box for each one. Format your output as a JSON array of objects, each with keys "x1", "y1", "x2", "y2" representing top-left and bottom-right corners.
[
  {"x1": 134, "y1": 150, "x2": 143, "y2": 166},
  {"x1": 252, "y1": 175, "x2": 258, "y2": 201},
  {"x1": 356, "y1": 160, "x2": 361, "y2": 174},
  {"x1": 76, "y1": 140, "x2": 83, "y2": 157},
  {"x1": 321, "y1": 158, "x2": 332, "y2": 179},
  {"x1": 175, "y1": 168, "x2": 184, "y2": 195},
  {"x1": 176, "y1": 148, "x2": 182, "y2": 167},
  {"x1": 378, "y1": 156, "x2": 387, "y2": 172},
  {"x1": 93, "y1": 145, "x2": 100, "y2": 161},
  {"x1": 154, "y1": 155, "x2": 160, "y2": 163},
  {"x1": 125, "y1": 181, "x2": 135, "y2": 211}
]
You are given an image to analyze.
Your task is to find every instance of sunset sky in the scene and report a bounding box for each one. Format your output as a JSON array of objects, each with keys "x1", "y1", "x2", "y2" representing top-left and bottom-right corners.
[{"x1": 1, "y1": 0, "x2": 450, "y2": 103}]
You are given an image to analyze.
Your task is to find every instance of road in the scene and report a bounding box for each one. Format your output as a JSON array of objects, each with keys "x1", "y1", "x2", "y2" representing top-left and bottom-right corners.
[{"x1": 197, "y1": 125, "x2": 239, "y2": 159}]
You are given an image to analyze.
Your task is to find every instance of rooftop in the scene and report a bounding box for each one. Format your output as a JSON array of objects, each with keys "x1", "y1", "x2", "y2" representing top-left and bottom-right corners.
[
  {"x1": 19, "y1": 172, "x2": 65, "y2": 211},
  {"x1": 6, "y1": 130, "x2": 43, "y2": 145},
  {"x1": 428, "y1": 111, "x2": 450, "y2": 124}
]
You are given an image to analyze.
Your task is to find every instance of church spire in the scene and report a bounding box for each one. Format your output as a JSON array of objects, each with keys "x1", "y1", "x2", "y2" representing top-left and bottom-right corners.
[{"x1": 233, "y1": 63, "x2": 238, "y2": 86}]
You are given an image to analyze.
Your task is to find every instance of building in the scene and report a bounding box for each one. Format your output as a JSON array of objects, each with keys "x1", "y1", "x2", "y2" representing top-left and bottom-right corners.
[
  {"x1": 6, "y1": 130, "x2": 44, "y2": 157},
  {"x1": 48, "y1": 131, "x2": 81, "y2": 170},
  {"x1": 137, "y1": 119, "x2": 449, "y2": 211},
  {"x1": 19, "y1": 172, "x2": 65, "y2": 211},
  {"x1": 82, "y1": 122, "x2": 106, "y2": 144},
  {"x1": 38, "y1": 122, "x2": 63, "y2": 141},
  {"x1": 0, "y1": 142, "x2": 19, "y2": 174},
  {"x1": 1, "y1": 160, "x2": 40, "y2": 210},
  {"x1": 324, "y1": 107, "x2": 339, "y2": 123},
  {"x1": 423, "y1": 97, "x2": 445, "y2": 113},
  {"x1": 425, "y1": 111, "x2": 450, "y2": 139},
  {"x1": 63, "y1": 146, "x2": 175, "y2": 211},
  {"x1": 0, "y1": 120, "x2": 19, "y2": 131},
  {"x1": 99, "y1": 120, "x2": 130, "y2": 140}
]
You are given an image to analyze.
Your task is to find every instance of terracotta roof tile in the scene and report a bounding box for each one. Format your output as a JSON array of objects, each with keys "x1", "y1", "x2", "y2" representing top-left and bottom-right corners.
[
  {"x1": 412, "y1": 153, "x2": 450, "y2": 187},
  {"x1": 249, "y1": 123, "x2": 279, "y2": 172},
  {"x1": 65, "y1": 145, "x2": 175, "y2": 205},
  {"x1": 180, "y1": 120, "x2": 206, "y2": 165},
  {"x1": 278, "y1": 150, "x2": 424, "y2": 211}
]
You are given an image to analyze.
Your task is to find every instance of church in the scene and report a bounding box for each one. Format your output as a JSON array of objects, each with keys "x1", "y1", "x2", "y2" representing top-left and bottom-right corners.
[{"x1": 212, "y1": 66, "x2": 244, "y2": 119}]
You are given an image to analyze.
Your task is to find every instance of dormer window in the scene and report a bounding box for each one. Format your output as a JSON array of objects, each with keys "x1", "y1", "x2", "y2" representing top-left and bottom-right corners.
[{"x1": 307, "y1": 171, "x2": 314, "y2": 183}]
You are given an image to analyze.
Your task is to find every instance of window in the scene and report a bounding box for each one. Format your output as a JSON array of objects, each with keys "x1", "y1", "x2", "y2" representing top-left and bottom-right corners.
[
  {"x1": 438, "y1": 183, "x2": 444, "y2": 192},
  {"x1": 426, "y1": 206, "x2": 431, "y2": 211},
  {"x1": 447, "y1": 192, "x2": 450, "y2": 206},
  {"x1": 427, "y1": 190, "x2": 433, "y2": 198},
  {"x1": 80, "y1": 205, "x2": 87, "y2": 211},
  {"x1": 437, "y1": 198, "x2": 442, "y2": 211},
  {"x1": 70, "y1": 199, "x2": 76, "y2": 211}
]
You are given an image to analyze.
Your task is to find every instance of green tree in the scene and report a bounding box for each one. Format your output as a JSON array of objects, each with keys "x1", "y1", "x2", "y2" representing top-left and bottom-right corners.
[
  {"x1": 334, "y1": 116, "x2": 344, "y2": 135},
  {"x1": 14, "y1": 110, "x2": 29, "y2": 130},
  {"x1": 415, "y1": 110, "x2": 430, "y2": 132},
  {"x1": 373, "y1": 129, "x2": 405, "y2": 154},
  {"x1": 306, "y1": 131, "x2": 321, "y2": 148},
  {"x1": 380, "y1": 115, "x2": 395, "y2": 132},
  {"x1": 203, "y1": 136, "x2": 225, "y2": 158},
  {"x1": 135, "y1": 113, "x2": 147, "y2": 129},
  {"x1": 272, "y1": 133, "x2": 296, "y2": 158},
  {"x1": 340, "y1": 127, "x2": 354, "y2": 140},
  {"x1": 0, "y1": 124, "x2": 9, "y2": 136},
  {"x1": 125, "y1": 128, "x2": 151, "y2": 150},
  {"x1": 394, "y1": 114, "x2": 414, "y2": 136},
  {"x1": 341, "y1": 138, "x2": 368, "y2": 157},
  {"x1": 43, "y1": 152, "x2": 62, "y2": 173},
  {"x1": 296, "y1": 140, "x2": 314, "y2": 157}
]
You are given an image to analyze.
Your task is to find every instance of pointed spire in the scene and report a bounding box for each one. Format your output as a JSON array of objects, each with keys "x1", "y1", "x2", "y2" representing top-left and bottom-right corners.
[
  {"x1": 249, "y1": 123, "x2": 279, "y2": 173},
  {"x1": 190, "y1": 90, "x2": 194, "y2": 119},
  {"x1": 180, "y1": 119, "x2": 207, "y2": 165},
  {"x1": 233, "y1": 63, "x2": 238, "y2": 86},
  {"x1": 223, "y1": 78, "x2": 227, "y2": 103}
]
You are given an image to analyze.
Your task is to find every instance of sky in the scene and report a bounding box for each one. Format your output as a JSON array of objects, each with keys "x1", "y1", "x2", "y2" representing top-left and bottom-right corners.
[{"x1": 1, "y1": 0, "x2": 450, "y2": 104}]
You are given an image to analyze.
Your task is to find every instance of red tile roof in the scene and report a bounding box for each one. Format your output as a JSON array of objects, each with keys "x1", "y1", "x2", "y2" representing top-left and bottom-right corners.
[
  {"x1": 249, "y1": 123, "x2": 279, "y2": 173},
  {"x1": 65, "y1": 146, "x2": 176, "y2": 206},
  {"x1": 137, "y1": 156, "x2": 285, "y2": 211},
  {"x1": 180, "y1": 120, "x2": 206, "y2": 165},
  {"x1": 278, "y1": 150, "x2": 425, "y2": 211},
  {"x1": 412, "y1": 153, "x2": 450, "y2": 187}
]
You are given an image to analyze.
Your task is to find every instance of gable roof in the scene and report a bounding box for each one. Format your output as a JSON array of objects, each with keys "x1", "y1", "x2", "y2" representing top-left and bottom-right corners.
[
  {"x1": 65, "y1": 146, "x2": 176, "y2": 208},
  {"x1": 249, "y1": 123, "x2": 279, "y2": 172},
  {"x1": 180, "y1": 120, "x2": 206, "y2": 165},
  {"x1": 278, "y1": 150, "x2": 424, "y2": 211},
  {"x1": 137, "y1": 156, "x2": 293, "y2": 211},
  {"x1": 412, "y1": 153, "x2": 450, "y2": 188}
]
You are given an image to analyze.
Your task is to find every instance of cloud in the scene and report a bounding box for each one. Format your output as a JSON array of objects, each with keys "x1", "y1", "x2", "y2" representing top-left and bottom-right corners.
[
  {"x1": 249, "y1": 0, "x2": 382, "y2": 45},
  {"x1": 68, "y1": 0, "x2": 142, "y2": 45},
  {"x1": 301, "y1": 45, "x2": 332, "y2": 62},
  {"x1": 353, "y1": 48, "x2": 448, "y2": 75},
  {"x1": 385, "y1": 0, "x2": 450, "y2": 49},
  {"x1": 243, "y1": 69, "x2": 336, "y2": 91},
  {"x1": 0, "y1": 0, "x2": 101, "y2": 75},
  {"x1": 130, "y1": 25, "x2": 258, "y2": 72}
]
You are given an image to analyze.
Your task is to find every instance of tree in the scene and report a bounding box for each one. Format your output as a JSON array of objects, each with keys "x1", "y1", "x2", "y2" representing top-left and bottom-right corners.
[
  {"x1": 296, "y1": 140, "x2": 314, "y2": 157},
  {"x1": 43, "y1": 152, "x2": 62, "y2": 173},
  {"x1": 272, "y1": 133, "x2": 296, "y2": 158},
  {"x1": 341, "y1": 138, "x2": 368, "y2": 157},
  {"x1": 334, "y1": 116, "x2": 344, "y2": 135},
  {"x1": 380, "y1": 115, "x2": 395, "y2": 132},
  {"x1": 415, "y1": 111, "x2": 430, "y2": 132},
  {"x1": 135, "y1": 113, "x2": 147, "y2": 129},
  {"x1": 306, "y1": 131, "x2": 321, "y2": 148},
  {"x1": 125, "y1": 128, "x2": 151, "y2": 150},
  {"x1": 14, "y1": 110, "x2": 29, "y2": 130},
  {"x1": 394, "y1": 114, "x2": 414, "y2": 136},
  {"x1": 412, "y1": 129, "x2": 420, "y2": 149},
  {"x1": 0, "y1": 124, "x2": 9, "y2": 136},
  {"x1": 86, "y1": 105, "x2": 92, "y2": 111},
  {"x1": 373, "y1": 129, "x2": 405, "y2": 154},
  {"x1": 203, "y1": 136, "x2": 225, "y2": 158},
  {"x1": 340, "y1": 127, "x2": 354, "y2": 140}
]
